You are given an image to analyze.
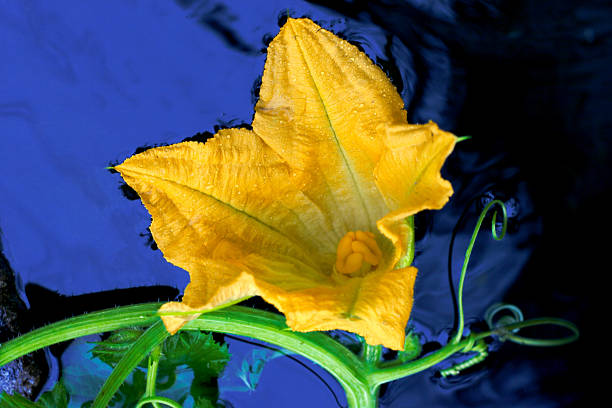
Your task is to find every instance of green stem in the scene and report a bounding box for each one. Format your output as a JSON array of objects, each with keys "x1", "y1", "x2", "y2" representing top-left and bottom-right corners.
[
  {"x1": 135, "y1": 396, "x2": 182, "y2": 408},
  {"x1": 0, "y1": 303, "x2": 578, "y2": 408},
  {"x1": 452, "y1": 199, "x2": 507, "y2": 344},
  {"x1": 0, "y1": 303, "x2": 161, "y2": 366},
  {"x1": 92, "y1": 321, "x2": 169, "y2": 408},
  {"x1": 370, "y1": 339, "x2": 468, "y2": 385},
  {"x1": 369, "y1": 316, "x2": 578, "y2": 385},
  {"x1": 360, "y1": 342, "x2": 381, "y2": 403},
  {"x1": 182, "y1": 307, "x2": 377, "y2": 408},
  {"x1": 0, "y1": 393, "x2": 39, "y2": 407},
  {"x1": 0, "y1": 304, "x2": 375, "y2": 408},
  {"x1": 143, "y1": 345, "x2": 163, "y2": 408},
  {"x1": 361, "y1": 343, "x2": 382, "y2": 367}
]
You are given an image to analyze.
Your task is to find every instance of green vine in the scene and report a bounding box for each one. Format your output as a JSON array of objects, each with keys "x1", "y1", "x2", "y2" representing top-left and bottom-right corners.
[
  {"x1": 0, "y1": 202, "x2": 579, "y2": 408},
  {"x1": 452, "y1": 199, "x2": 507, "y2": 345}
]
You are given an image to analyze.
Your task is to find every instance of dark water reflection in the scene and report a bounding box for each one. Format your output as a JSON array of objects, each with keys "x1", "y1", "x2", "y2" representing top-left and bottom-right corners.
[{"x1": 2, "y1": 0, "x2": 605, "y2": 406}]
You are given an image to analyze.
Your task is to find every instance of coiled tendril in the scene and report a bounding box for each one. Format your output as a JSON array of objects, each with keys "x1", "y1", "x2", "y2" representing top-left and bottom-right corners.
[
  {"x1": 439, "y1": 337, "x2": 488, "y2": 377},
  {"x1": 440, "y1": 199, "x2": 578, "y2": 377},
  {"x1": 452, "y1": 199, "x2": 507, "y2": 345}
]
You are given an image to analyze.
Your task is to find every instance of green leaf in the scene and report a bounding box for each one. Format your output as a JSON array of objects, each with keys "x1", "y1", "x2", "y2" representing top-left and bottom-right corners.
[
  {"x1": 0, "y1": 381, "x2": 70, "y2": 408},
  {"x1": 38, "y1": 381, "x2": 70, "y2": 408},
  {"x1": 237, "y1": 349, "x2": 283, "y2": 392},
  {"x1": 397, "y1": 329, "x2": 422, "y2": 363},
  {"x1": 193, "y1": 397, "x2": 216, "y2": 408},
  {"x1": 158, "y1": 331, "x2": 229, "y2": 404},
  {"x1": 90, "y1": 328, "x2": 146, "y2": 368},
  {"x1": 4, "y1": 329, "x2": 228, "y2": 408},
  {"x1": 160, "y1": 332, "x2": 229, "y2": 380}
]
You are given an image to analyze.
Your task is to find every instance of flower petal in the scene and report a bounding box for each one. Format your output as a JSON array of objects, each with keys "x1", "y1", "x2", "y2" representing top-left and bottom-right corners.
[
  {"x1": 251, "y1": 19, "x2": 456, "y2": 331},
  {"x1": 158, "y1": 260, "x2": 257, "y2": 333},
  {"x1": 116, "y1": 18, "x2": 457, "y2": 349},
  {"x1": 116, "y1": 130, "x2": 337, "y2": 271},
  {"x1": 253, "y1": 18, "x2": 410, "y2": 233},
  {"x1": 116, "y1": 129, "x2": 340, "y2": 331},
  {"x1": 375, "y1": 122, "x2": 457, "y2": 264},
  {"x1": 252, "y1": 265, "x2": 418, "y2": 350}
]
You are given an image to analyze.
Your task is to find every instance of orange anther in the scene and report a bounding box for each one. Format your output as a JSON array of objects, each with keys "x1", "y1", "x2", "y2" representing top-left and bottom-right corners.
[
  {"x1": 335, "y1": 230, "x2": 382, "y2": 275},
  {"x1": 344, "y1": 252, "x2": 364, "y2": 275},
  {"x1": 351, "y1": 240, "x2": 379, "y2": 265}
]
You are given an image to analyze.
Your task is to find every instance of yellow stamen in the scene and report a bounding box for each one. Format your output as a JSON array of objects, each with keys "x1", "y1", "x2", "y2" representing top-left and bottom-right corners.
[
  {"x1": 344, "y1": 252, "x2": 364, "y2": 275},
  {"x1": 335, "y1": 230, "x2": 382, "y2": 275},
  {"x1": 355, "y1": 231, "x2": 382, "y2": 258}
]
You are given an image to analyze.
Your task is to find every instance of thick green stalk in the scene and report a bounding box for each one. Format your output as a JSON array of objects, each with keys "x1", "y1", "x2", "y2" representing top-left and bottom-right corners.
[
  {"x1": 0, "y1": 303, "x2": 578, "y2": 408},
  {"x1": 0, "y1": 303, "x2": 161, "y2": 366},
  {"x1": 360, "y1": 343, "x2": 382, "y2": 405},
  {"x1": 182, "y1": 307, "x2": 377, "y2": 408},
  {"x1": 0, "y1": 304, "x2": 375, "y2": 407}
]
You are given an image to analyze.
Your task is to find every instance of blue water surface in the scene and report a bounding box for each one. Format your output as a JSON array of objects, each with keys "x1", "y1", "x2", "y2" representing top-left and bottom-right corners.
[{"x1": 2, "y1": 0, "x2": 597, "y2": 406}]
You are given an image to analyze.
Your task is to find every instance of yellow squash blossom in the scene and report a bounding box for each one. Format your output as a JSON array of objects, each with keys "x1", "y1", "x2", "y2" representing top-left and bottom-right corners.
[{"x1": 116, "y1": 18, "x2": 457, "y2": 350}]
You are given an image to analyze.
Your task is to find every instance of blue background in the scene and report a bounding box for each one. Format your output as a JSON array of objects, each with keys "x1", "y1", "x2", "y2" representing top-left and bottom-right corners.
[{"x1": 2, "y1": 0, "x2": 608, "y2": 406}]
